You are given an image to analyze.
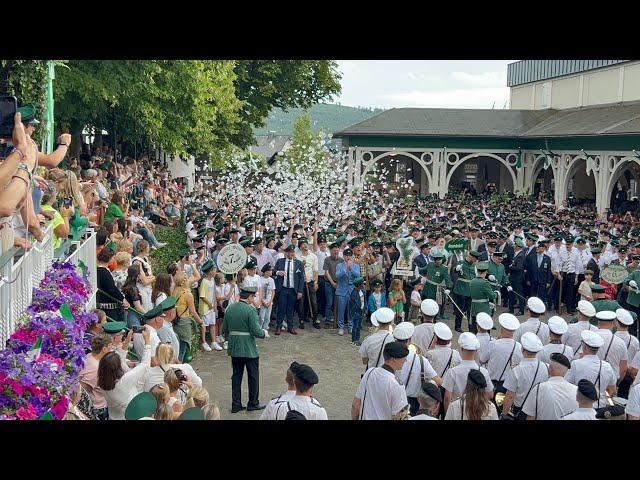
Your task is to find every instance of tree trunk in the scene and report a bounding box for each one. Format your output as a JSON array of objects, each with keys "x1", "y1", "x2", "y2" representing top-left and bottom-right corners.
[
  {"x1": 70, "y1": 122, "x2": 83, "y2": 158},
  {"x1": 92, "y1": 127, "x2": 103, "y2": 150}
]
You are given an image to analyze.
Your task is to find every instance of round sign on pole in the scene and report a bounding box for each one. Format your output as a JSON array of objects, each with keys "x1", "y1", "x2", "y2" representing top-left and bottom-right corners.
[{"x1": 216, "y1": 243, "x2": 248, "y2": 275}]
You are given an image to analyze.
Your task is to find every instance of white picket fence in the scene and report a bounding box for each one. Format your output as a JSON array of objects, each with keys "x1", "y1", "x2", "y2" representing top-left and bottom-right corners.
[{"x1": 0, "y1": 227, "x2": 96, "y2": 346}]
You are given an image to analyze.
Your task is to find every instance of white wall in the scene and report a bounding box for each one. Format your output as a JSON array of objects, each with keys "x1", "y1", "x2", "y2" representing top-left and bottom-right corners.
[
  {"x1": 509, "y1": 60, "x2": 640, "y2": 110},
  {"x1": 159, "y1": 151, "x2": 196, "y2": 192}
]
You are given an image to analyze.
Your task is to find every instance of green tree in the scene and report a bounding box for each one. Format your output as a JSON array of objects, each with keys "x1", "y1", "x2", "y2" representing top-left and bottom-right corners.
[
  {"x1": 0, "y1": 60, "x2": 48, "y2": 144},
  {"x1": 232, "y1": 60, "x2": 341, "y2": 147},
  {"x1": 55, "y1": 60, "x2": 243, "y2": 159}
]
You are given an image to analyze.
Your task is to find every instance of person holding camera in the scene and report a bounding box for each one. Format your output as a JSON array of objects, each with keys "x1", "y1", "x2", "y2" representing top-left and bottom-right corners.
[
  {"x1": 133, "y1": 304, "x2": 166, "y2": 365},
  {"x1": 97, "y1": 324, "x2": 153, "y2": 420}
]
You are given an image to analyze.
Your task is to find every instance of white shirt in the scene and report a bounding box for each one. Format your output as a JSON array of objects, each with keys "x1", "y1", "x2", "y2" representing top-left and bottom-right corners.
[
  {"x1": 426, "y1": 345, "x2": 462, "y2": 378},
  {"x1": 514, "y1": 318, "x2": 550, "y2": 346},
  {"x1": 521, "y1": 376, "x2": 578, "y2": 420},
  {"x1": 630, "y1": 351, "x2": 640, "y2": 388},
  {"x1": 409, "y1": 413, "x2": 439, "y2": 420},
  {"x1": 260, "y1": 276, "x2": 276, "y2": 305},
  {"x1": 441, "y1": 359, "x2": 494, "y2": 400},
  {"x1": 260, "y1": 390, "x2": 297, "y2": 420},
  {"x1": 103, "y1": 344, "x2": 151, "y2": 420},
  {"x1": 133, "y1": 328, "x2": 161, "y2": 362},
  {"x1": 558, "y1": 248, "x2": 581, "y2": 274},
  {"x1": 626, "y1": 383, "x2": 640, "y2": 418},
  {"x1": 395, "y1": 352, "x2": 438, "y2": 397},
  {"x1": 359, "y1": 330, "x2": 394, "y2": 368},
  {"x1": 243, "y1": 273, "x2": 263, "y2": 308},
  {"x1": 565, "y1": 355, "x2": 617, "y2": 408},
  {"x1": 412, "y1": 323, "x2": 436, "y2": 355},
  {"x1": 282, "y1": 258, "x2": 296, "y2": 289},
  {"x1": 273, "y1": 395, "x2": 328, "y2": 420},
  {"x1": 316, "y1": 247, "x2": 329, "y2": 277},
  {"x1": 296, "y1": 251, "x2": 318, "y2": 282},
  {"x1": 356, "y1": 366, "x2": 408, "y2": 420},
  {"x1": 444, "y1": 398, "x2": 499, "y2": 420},
  {"x1": 615, "y1": 331, "x2": 639, "y2": 364},
  {"x1": 562, "y1": 321, "x2": 598, "y2": 353},
  {"x1": 561, "y1": 407, "x2": 597, "y2": 420},
  {"x1": 143, "y1": 363, "x2": 202, "y2": 392},
  {"x1": 503, "y1": 358, "x2": 550, "y2": 407},
  {"x1": 478, "y1": 338, "x2": 523, "y2": 381},
  {"x1": 577, "y1": 329, "x2": 629, "y2": 380},
  {"x1": 537, "y1": 342, "x2": 575, "y2": 364}
]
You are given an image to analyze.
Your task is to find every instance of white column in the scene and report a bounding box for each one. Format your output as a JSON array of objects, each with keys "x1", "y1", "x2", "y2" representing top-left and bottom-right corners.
[
  {"x1": 438, "y1": 149, "x2": 448, "y2": 198},
  {"x1": 347, "y1": 147, "x2": 354, "y2": 193},
  {"x1": 355, "y1": 148, "x2": 362, "y2": 189}
]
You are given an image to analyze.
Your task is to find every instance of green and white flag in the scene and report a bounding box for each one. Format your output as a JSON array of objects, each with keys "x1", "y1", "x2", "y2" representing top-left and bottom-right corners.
[
  {"x1": 59, "y1": 302, "x2": 75, "y2": 322},
  {"x1": 27, "y1": 336, "x2": 43, "y2": 361},
  {"x1": 542, "y1": 150, "x2": 551, "y2": 170},
  {"x1": 515, "y1": 149, "x2": 522, "y2": 169},
  {"x1": 583, "y1": 150, "x2": 593, "y2": 177}
]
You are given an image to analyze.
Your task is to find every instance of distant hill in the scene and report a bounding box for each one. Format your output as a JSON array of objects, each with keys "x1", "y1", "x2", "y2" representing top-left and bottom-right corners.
[{"x1": 253, "y1": 103, "x2": 384, "y2": 137}]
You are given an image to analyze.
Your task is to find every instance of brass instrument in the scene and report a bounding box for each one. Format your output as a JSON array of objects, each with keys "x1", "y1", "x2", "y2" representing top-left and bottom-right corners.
[
  {"x1": 408, "y1": 343, "x2": 423, "y2": 356},
  {"x1": 494, "y1": 391, "x2": 506, "y2": 407}
]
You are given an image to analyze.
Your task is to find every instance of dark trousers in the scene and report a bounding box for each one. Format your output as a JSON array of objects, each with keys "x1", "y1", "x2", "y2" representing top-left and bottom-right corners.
[
  {"x1": 231, "y1": 356, "x2": 260, "y2": 409},
  {"x1": 298, "y1": 281, "x2": 318, "y2": 323},
  {"x1": 276, "y1": 287, "x2": 297, "y2": 328},
  {"x1": 351, "y1": 312, "x2": 363, "y2": 342},
  {"x1": 549, "y1": 277, "x2": 561, "y2": 310},
  {"x1": 531, "y1": 282, "x2": 548, "y2": 305},
  {"x1": 317, "y1": 276, "x2": 327, "y2": 319},
  {"x1": 509, "y1": 281, "x2": 525, "y2": 313},
  {"x1": 407, "y1": 396, "x2": 420, "y2": 417},
  {"x1": 454, "y1": 294, "x2": 470, "y2": 330},
  {"x1": 562, "y1": 273, "x2": 576, "y2": 312}
]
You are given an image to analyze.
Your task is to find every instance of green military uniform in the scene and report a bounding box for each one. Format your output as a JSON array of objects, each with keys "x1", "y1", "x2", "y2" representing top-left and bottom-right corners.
[
  {"x1": 222, "y1": 300, "x2": 266, "y2": 358},
  {"x1": 487, "y1": 259, "x2": 509, "y2": 286},
  {"x1": 452, "y1": 260, "x2": 476, "y2": 298},
  {"x1": 420, "y1": 262, "x2": 453, "y2": 300},
  {"x1": 469, "y1": 277, "x2": 497, "y2": 317},
  {"x1": 624, "y1": 270, "x2": 640, "y2": 307}
]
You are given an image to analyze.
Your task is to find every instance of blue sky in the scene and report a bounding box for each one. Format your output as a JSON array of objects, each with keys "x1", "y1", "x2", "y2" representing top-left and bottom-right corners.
[{"x1": 331, "y1": 60, "x2": 516, "y2": 109}]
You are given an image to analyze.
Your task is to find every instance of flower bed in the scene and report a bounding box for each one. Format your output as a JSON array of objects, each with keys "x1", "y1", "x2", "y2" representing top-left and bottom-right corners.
[{"x1": 0, "y1": 260, "x2": 95, "y2": 420}]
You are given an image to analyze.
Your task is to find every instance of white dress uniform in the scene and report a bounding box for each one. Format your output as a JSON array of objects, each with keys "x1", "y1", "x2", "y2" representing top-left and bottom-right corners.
[
  {"x1": 514, "y1": 319, "x2": 550, "y2": 345},
  {"x1": 521, "y1": 376, "x2": 578, "y2": 420},
  {"x1": 426, "y1": 345, "x2": 462, "y2": 378},
  {"x1": 537, "y1": 342, "x2": 575, "y2": 364},
  {"x1": 356, "y1": 366, "x2": 408, "y2": 420},
  {"x1": 561, "y1": 407, "x2": 597, "y2": 420},
  {"x1": 502, "y1": 358, "x2": 550, "y2": 408},
  {"x1": 626, "y1": 383, "x2": 640, "y2": 418},
  {"x1": 396, "y1": 352, "x2": 438, "y2": 398},
  {"x1": 615, "y1": 331, "x2": 640, "y2": 364},
  {"x1": 478, "y1": 338, "x2": 523, "y2": 383},
  {"x1": 565, "y1": 355, "x2": 617, "y2": 408},
  {"x1": 441, "y1": 359, "x2": 494, "y2": 400},
  {"x1": 577, "y1": 329, "x2": 629, "y2": 380},
  {"x1": 259, "y1": 389, "x2": 296, "y2": 420},
  {"x1": 409, "y1": 413, "x2": 438, "y2": 420},
  {"x1": 359, "y1": 331, "x2": 395, "y2": 368},
  {"x1": 631, "y1": 352, "x2": 640, "y2": 388},
  {"x1": 476, "y1": 333, "x2": 493, "y2": 359},
  {"x1": 412, "y1": 323, "x2": 436, "y2": 355},
  {"x1": 273, "y1": 395, "x2": 328, "y2": 420},
  {"x1": 562, "y1": 321, "x2": 598, "y2": 353},
  {"x1": 444, "y1": 398, "x2": 499, "y2": 420}
]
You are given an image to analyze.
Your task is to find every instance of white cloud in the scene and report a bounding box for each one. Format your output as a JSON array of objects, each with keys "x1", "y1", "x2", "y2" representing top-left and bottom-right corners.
[
  {"x1": 337, "y1": 60, "x2": 358, "y2": 70},
  {"x1": 379, "y1": 87, "x2": 510, "y2": 109},
  {"x1": 450, "y1": 70, "x2": 507, "y2": 88}
]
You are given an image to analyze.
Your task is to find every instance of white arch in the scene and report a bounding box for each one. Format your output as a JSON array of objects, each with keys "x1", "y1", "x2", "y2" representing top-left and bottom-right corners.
[
  {"x1": 445, "y1": 152, "x2": 517, "y2": 191},
  {"x1": 605, "y1": 156, "x2": 640, "y2": 203},
  {"x1": 529, "y1": 154, "x2": 557, "y2": 195},
  {"x1": 563, "y1": 156, "x2": 598, "y2": 199},
  {"x1": 360, "y1": 151, "x2": 433, "y2": 188}
]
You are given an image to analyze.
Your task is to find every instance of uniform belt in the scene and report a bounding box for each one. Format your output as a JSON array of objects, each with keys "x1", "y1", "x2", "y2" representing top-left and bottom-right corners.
[
  {"x1": 457, "y1": 279, "x2": 471, "y2": 283},
  {"x1": 426, "y1": 279, "x2": 444, "y2": 286},
  {"x1": 97, "y1": 302, "x2": 119, "y2": 310},
  {"x1": 471, "y1": 299, "x2": 489, "y2": 303},
  {"x1": 229, "y1": 331, "x2": 251, "y2": 336}
]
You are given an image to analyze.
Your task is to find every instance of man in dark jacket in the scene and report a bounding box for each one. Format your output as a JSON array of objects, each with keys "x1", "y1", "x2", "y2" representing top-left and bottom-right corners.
[
  {"x1": 509, "y1": 237, "x2": 526, "y2": 314},
  {"x1": 525, "y1": 242, "x2": 553, "y2": 306},
  {"x1": 274, "y1": 245, "x2": 306, "y2": 335},
  {"x1": 587, "y1": 247, "x2": 602, "y2": 284}
]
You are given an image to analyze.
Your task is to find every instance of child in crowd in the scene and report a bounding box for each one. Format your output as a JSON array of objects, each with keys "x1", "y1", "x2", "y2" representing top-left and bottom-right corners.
[
  {"x1": 368, "y1": 278, "x2": 386, "y2": 320},
  {"x1": 408, "y1": 278, "x2": 422, "y2": 323},
  {"x1": 259, "y1": 264, "x2": 275, "y2": 330},
  {"x1": 198, "y1": 261, "x2": 222, "y2": 351},
  {"x1": 578, "y1": 269, "x2": 595, "y2": 301},
  {"x1": 388, "y1": 278, "x2": 406, "y2": 323},
  {"x1": 349, "y1": 276, "x2": 366, "y2": 347}
]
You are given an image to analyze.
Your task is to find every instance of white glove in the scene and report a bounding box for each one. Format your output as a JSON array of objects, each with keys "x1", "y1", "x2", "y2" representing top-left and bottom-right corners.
[
  {"x1": 507, "y1": 286, "x2": 513, "y2": 292},
  {"x1": 630, "y1": 280, "x2": 638, "y2": 289},
  {"x1": 455, "y1": 265, "x2": 462, "y2": 272},
  {"x1": 444, "y1": 289, "x2": 451, "y2": 295},
  {"x1": 488, "y1": 275, "x2": 496, "y2": 282},
  {"x1": 489, "y1": 303, "x2": 495, "y2": 310},
  {"x1": 263, "y1": 329, "x2": 270, "y2": 338}
]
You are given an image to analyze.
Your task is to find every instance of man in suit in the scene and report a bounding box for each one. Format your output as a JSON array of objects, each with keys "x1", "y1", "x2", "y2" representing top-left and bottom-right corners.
[
  {"x1": 509, "y1": 237, "x2": 526, "y2": 314},
  {"x1": 412, "y1": 243, "x2": 431, "y2": 272},
  {"x1": 525, "y1": 242, "x2": 553, "y2": 306},
  {"x1": 497, "y1": 234, "x2": 514, "y2": 307},
  {"x1": 335, "y1": 248, "x2": 361, "y2": 336},
  {"x1": 479, "y1": 240, "x2": 497, "y2": 262},
  {"x1": 274, "y1": 244, "x2": 306, "y2": 335},
  {"x1": 523, "y1": 234, "x2": 538, "y2": 297},
  {"x1": 587, "y1": 247, "x2": 602, "y2": 284},
  {"x1": 468, "y1": 227, "x2": 483, "y2": 252}
]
